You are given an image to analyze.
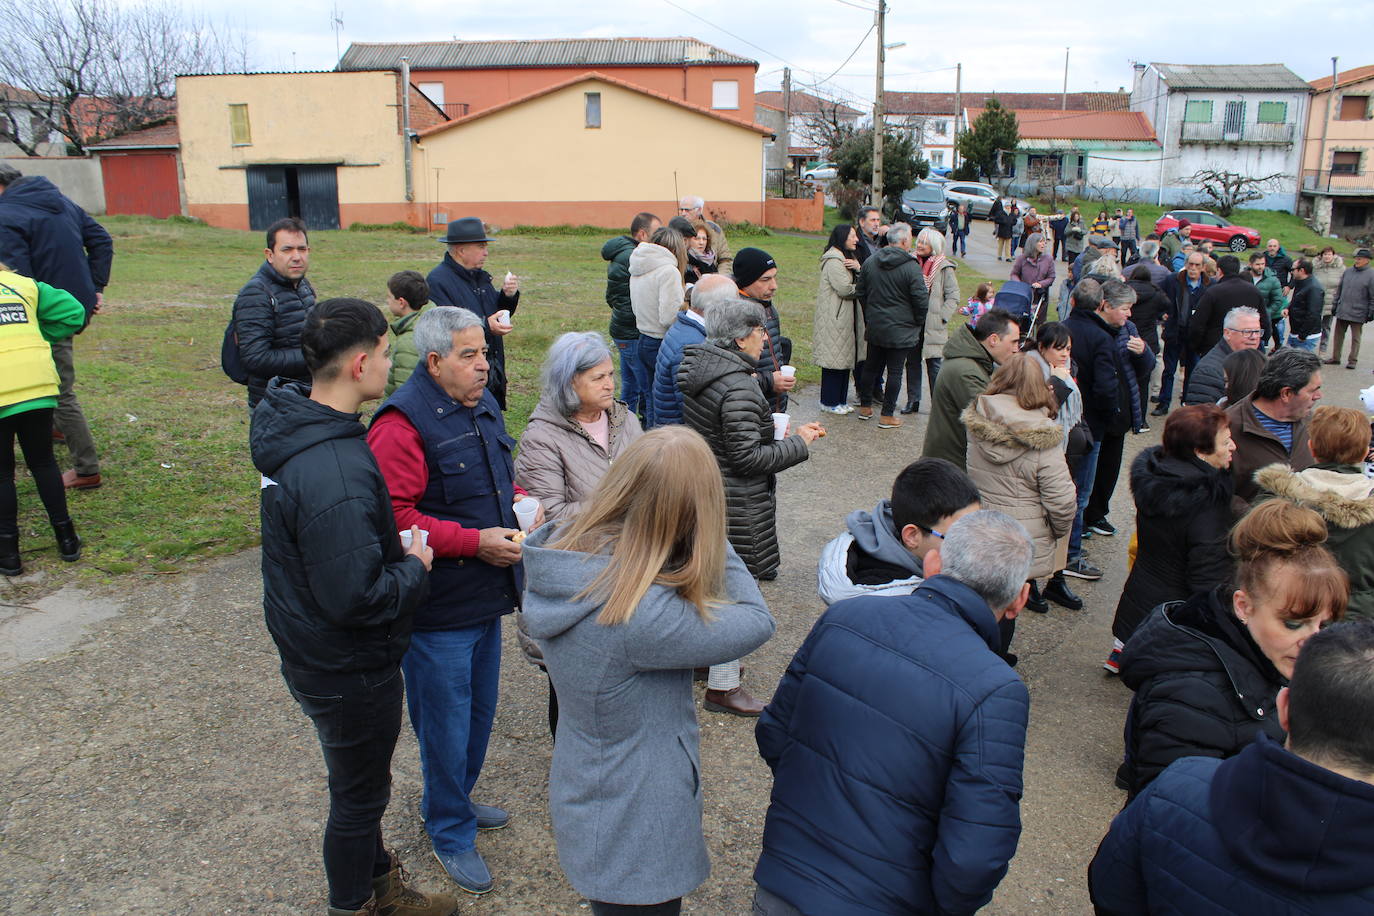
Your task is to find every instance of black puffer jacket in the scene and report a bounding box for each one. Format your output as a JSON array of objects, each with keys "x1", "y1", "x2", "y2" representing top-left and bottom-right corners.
[
  {"x1": 1118, "y1": 585, "x2": 1286, "y2": 800},
  {"x1": 1287, "y1": 275, "x2": 1324, "y2": 339},
  {"x1": 1112, "y1": 447, "x2": 1233, "y2": 643},
  {"x1": 249, "y1": 378, "x2": 429, "y2": 673},
  {"x1": 1125, "y1": 276, "x2": 1169, "y2": 353},
  {"x1": 855, "y1": 245, "x2": 928, "y2": 349},
  {"x1": 1182, "y1": 338, "x2": 1232, "y2": 407},
  {"x1": 233, "y1": 261, "x2": 316, "y2": 408},
  {"x1": 601, "y1": 235, "x2": 638, "y2": 341},
  {"x1": 677, "y1": 342, "x2": 809, "y2": 578}
]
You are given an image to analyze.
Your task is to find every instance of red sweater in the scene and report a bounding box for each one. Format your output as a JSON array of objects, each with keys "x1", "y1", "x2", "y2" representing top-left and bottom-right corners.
[{"x1": 367, "y1": 410, "x2": 526, "y2": 558}]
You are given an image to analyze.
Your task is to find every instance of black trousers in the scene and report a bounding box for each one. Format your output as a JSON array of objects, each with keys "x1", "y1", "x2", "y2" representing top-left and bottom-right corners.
[
  {"x1": 0, "y1": 407, "x2": 70, "y2": 537},
  {"x1": 1086, "y1": 432, "x2": 1127, "y2": 527},
  {"x1": 282, "y1": 663, "x2": 403, "y2": 910},
  {"x1": 861, "y1": 343, "x2": 913, "y2": 416},
  {"x1": 590, "y1": 900, "x2": 683, "y2": 915}
]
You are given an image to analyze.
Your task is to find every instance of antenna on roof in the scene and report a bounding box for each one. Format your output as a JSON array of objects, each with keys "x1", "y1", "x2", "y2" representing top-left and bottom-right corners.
[{"x1": 331, "y1": 5, "x2": 344, "y2": 62}]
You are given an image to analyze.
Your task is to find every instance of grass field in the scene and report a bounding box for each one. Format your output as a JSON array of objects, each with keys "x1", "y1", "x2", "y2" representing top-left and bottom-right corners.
[{"x1": 8, "y1": 216, "x2": 1003, "y2": 585}]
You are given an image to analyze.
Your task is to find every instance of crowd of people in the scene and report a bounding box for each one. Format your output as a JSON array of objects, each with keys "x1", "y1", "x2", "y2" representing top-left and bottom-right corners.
[{"x1": 7, "y1": 169, "x2": 1374, "y2": 915}]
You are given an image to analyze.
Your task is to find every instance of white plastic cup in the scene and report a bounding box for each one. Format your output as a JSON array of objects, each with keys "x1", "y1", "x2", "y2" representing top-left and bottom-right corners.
[
  {"x1": 513, "y1": 497, "x2": 540, "y2": 532},
  {"x1": 780, "y1": 365, "x2": 796, "y2": 379},
  {"x1": 494, "y1": 309, "x2": 512, "y2": 326},
  {"x1": 772, "y1": 413, "x2": 790, "y2": 441},
  {"x1": 399, "y1": 528, "x2": 429, "y2": 550}
]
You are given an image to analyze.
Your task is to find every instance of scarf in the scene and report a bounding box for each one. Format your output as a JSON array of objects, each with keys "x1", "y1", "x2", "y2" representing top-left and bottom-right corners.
[
  {"x1": 919, "y1": 253, "x2": 948, "y2": 290},
  {"x1": 690, "y1": 248, "x2": 717, "y2": 268},
  {"x1": 1030, "y1": 349, "x2": 1082, "y2": 452}
]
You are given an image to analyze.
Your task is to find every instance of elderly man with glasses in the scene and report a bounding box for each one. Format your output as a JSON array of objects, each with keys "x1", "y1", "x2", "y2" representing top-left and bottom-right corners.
[{"x1": 1185, "y1": 307, "x2": 1263, "y2": 406}]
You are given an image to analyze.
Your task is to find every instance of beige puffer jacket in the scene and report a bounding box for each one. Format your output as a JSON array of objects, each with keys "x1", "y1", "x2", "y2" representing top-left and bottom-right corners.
[
  {"x1": 922, "y1": 259, "x2": 960, "y2": 359},
  {"x1": 812, "y1": 248, "x2": 863, "y2": 369},
  {"x1": 512, "y1": 396, "x2": 643, "y2": 665},
  {"x1": 962, "y1": 393, "x2": 1077, "y2": 578}
]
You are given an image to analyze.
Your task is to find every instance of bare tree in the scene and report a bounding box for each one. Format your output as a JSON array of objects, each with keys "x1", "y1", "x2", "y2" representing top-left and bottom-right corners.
[
  {"x1": 1084, "y1": 171, "x2": 1146, "y2": 207},
  {"x1": 794, "y1": 96, "x2": 862, "y2": 160},
  {"x1": 1184, "y1": 168, "x2": 1289, "y2": 217},
  {"x1": 0, "y1": 0, "x2": 249, "y2": 154}
]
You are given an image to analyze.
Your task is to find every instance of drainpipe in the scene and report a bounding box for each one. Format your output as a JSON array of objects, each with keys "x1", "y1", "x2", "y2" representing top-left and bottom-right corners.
[
  {"x1": 401, "y1": 56, "x2": 415, "y2": 203},
  {"x1": 1156, "y1": 79, "x2": 1169, "y2": 207}
]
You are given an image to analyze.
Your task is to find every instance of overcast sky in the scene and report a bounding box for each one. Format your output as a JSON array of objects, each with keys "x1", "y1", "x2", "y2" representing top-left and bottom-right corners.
[{"x1": 227, "y1": 0, "x2": 1368, "y2": 108}]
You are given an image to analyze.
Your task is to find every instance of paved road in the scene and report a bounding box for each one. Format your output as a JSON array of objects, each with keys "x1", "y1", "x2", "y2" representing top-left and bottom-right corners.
[{"x1": 3, "y1": 237, "x2": 1365, "y2": 913}]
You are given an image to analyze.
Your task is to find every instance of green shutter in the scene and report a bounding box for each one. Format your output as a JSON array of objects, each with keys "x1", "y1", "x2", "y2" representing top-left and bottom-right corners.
[
  {"x1": 1184, "y1": 100, "x2": 1212, "y2": 123},
  {"x1": 1257, "y1": 101, "x2": 1286, "y2": 123}
]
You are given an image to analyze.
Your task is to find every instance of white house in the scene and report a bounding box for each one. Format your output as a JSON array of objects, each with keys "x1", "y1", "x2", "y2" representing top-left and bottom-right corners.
[
  {"x1": 999, "y1": 109, "x2": 1161, "y2": 200},
  {"x1": 1130, "y1": 63, "x2": 1310, "y2": 210},
  {"x1": 755, "y1": 89, "x2": 861, "y2": 171}
]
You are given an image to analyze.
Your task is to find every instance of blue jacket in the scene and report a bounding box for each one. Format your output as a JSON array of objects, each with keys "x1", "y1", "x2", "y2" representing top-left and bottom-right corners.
[
  {"x1": 651, "y1": 310, "x2": 705, "y2": 426},
  {"x1": 426, "y1": 253, "x2": 519, "y2": 409},
  {"x1": 755, "y1": 575, "x2": 1029, "y2": 916},
  {"x1": 1090, "y1": 735, "x2": 1374, "y2": 915},
  {"x1": 373, "y1": 369, "x2": 522, "y2": 630},
  {"x1": 0, "y1": 175, "x2": 113, "y2": 318}
]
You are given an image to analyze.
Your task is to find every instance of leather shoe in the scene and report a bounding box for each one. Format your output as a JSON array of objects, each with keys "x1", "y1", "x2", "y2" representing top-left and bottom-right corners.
[
  {"x1": 900, "y1": 401, "x2": 919, "y2": 414},
  {"x1": 473, "y1": 803, "x2": 509, "y2": 830},
  {"x1": 704, "y1": 685, "x2": 765, "y2": 717},
  {"x1": 62, "y1": 470, "x2": 102, "y2": 490},
  {"x1": 1044, "y1": 573, "x2": 1084, "y2": 610},
  {"x1": 1025, "y1": 580, "x2": 1049, "y2": 614},
  {"x1": 433, "y1": 848, "x2": 492, "y2": 896},
  {"x1": 1149, "y1": 404, "x2": 1168, "y2": 417}
]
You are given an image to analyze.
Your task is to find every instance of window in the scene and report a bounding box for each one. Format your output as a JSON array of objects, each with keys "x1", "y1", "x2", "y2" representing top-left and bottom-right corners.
[
  {"x1": 585, "y1": 92, "x2": 601, "y2": 129},
  {"x1": 711, "y1": 80, "x2": 739, "y2": 110},
  {"x1": 1342, "y1": 204, "x2": 1368, "y2": 228},
  {"x1": 1256, "y1": 101, "x2": 1286, "y2": 123},
  {"x1": 1339, "y1": 95, "x2": 1370, "y2": 120},
  {"x1": 934, "y1": 120, "x2": 948, "y2": 134},
  {"x1": 417, "y1": 82, "x2": 445, "y2": 108},
  {"x1": 1184, "y1": 100, "x2": 1212, "y2": 122},
  {"x1": 228, "y1": 103, "x2": 251, "y2": 145},
  {"x1": 1222, "y1": 101, "x2": 1246, "y2": 135},
  {"x1": 929, "y1": 150, "x2": 944, "y2": 167},
  {"x1": 1332, "y1": 151, "x2": 1361, "y2": 174}
]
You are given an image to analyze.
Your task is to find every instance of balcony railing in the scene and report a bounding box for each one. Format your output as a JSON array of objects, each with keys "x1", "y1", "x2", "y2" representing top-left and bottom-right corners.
[
  {"x1": 439, "y1": 102, "x2": 470, "y2": 120},
  {"x1": 1180, "y1": 121, "x2": 1295, "y2": 145},
  {"x1": 1302, "y1": 168, "x2": 1374, "y2": 194}
]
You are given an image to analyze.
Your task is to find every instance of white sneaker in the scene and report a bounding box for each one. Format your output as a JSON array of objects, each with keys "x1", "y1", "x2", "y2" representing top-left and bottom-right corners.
[{"x1": 820, "y1": 403, "x2": 853, "y2": 415}]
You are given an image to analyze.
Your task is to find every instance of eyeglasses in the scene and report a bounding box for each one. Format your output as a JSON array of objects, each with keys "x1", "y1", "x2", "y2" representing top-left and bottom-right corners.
[
  {"x1": 921, "y1": 526, "x2": 944, "y2": 540},
  {"x1": 1232, "y1": 328, "x2": 1264, "y2": 337}
]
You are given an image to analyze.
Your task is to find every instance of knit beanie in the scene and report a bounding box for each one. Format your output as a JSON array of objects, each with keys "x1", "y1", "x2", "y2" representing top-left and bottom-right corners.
[{"x1": 733, "y1": 247, "x2": 777, "y2": 289}]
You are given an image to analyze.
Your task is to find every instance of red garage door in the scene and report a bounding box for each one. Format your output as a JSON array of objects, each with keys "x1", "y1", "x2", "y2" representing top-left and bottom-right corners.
[{"x1": 99, "y1": 151, "x2": 181, "y2": 218}]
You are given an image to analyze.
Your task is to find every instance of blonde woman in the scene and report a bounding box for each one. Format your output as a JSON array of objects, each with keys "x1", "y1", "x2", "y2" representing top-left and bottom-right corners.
[
  {"x1": 630, "y1": 226, "x2": 688, "y2": 426},
  {"x1": 522, "y1": 426, "x2": 775, "y2": 916}
]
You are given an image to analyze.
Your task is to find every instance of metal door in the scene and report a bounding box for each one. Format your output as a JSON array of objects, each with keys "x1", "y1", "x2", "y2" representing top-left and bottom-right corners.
[
  {"x1": 1222, "y1": 101, "x2": 1245, "y2": 140},
  {"x1": 246, "y1": 166, "x2": 289, "y2": 231},
  {"x1": 296, "y1": 166, "x2": 340, "y2": 230}
]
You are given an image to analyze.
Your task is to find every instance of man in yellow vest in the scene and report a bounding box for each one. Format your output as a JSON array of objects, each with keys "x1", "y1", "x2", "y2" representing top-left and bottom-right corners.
[{"x1": 0, "y1": 268, "x2": 87, "y2": 576}]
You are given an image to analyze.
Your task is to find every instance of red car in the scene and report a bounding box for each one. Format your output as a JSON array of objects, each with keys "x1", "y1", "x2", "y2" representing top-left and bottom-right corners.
[{"x1": 1154, "y1": 210, "x2": 1261, "y2": 252}]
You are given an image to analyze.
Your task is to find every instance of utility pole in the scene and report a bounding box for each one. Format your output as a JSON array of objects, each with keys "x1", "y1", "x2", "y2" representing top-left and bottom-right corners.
[
  {"x1": 871, "y1": 0, "x2": 887, "y2": 208},
  {"x1": 952, "y1": 62, "x2": 962, "y2": 171},
  {"x1": 1061, "y1": 47, "x2": 1070, "y2": 110},
  {"x1": 781, "y1": 67, "x2": 792, "y2": 174},
  {"x1": 1317, "y1": 56, "x2": 1337, "y2": 194}
]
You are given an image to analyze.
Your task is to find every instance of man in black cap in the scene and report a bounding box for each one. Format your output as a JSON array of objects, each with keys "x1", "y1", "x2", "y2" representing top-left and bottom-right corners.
[
  {"x1": 733, "y1": 246, "x2": 795, "y2": 411},
  {"x1": 1328, "y1": 247, "x2": 1374, "y2": 370},
  {"x1": 427, "y1": 218, "x2": 520, "y2": 409}
]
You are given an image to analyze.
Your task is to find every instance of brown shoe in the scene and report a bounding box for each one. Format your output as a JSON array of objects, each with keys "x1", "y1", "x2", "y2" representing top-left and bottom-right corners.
[
  {"x1": 373, "y1": 852, "x2": 460, "y2": 916},
  {"x1": 857, "y1": 406, "x2": 874, "y2": 420},
  {"x1": 704, "y1": 685, "x2": 765, "y2": 717},
  {"x1": 1323, "y1": 358, "x2": 1340, "y2": 365},
  {"x1": 328, "y1": 894, "x2": 380, "y2": 915},
  {"x1": 51, "y1": 428, "x2": 65, "y2": 442},
  {"x1": 878, "y1": 415, "x2": 903, "y2": 429},
  {"x1": 62, "y1": 470, "x2": 102, "y2": 490}
]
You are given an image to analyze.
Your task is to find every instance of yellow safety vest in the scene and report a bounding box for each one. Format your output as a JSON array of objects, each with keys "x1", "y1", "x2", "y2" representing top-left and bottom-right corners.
[{"x1": 0, "y1": 271, "x2": 60, "y2": 409}]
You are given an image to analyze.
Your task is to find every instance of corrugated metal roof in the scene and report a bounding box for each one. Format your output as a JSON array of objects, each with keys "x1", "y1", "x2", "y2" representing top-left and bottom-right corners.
[
  {"x1": 1011, "y1": 109, "x2": 1157, "y2": 142},
  {"x1": 338, "y1": 38, "x2": 756, "y2": 71},
  {"x1": 1152, "y1": 63, "x2": 1309, "y2": 91}
]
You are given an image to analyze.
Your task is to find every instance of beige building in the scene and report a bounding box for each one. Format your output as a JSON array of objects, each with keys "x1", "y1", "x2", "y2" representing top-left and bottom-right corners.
[{"x1": 1301, "y1": 64, "x2": 1374, "y2": 238}]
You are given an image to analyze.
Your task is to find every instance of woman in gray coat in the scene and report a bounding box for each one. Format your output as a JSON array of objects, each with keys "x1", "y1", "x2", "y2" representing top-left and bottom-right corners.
[
  {"x1": 522, "y1": 427, "x2": 775, "y2": 914},
  {"x1": 677, "y1": 297, "x2": 822, "y2": 715}
]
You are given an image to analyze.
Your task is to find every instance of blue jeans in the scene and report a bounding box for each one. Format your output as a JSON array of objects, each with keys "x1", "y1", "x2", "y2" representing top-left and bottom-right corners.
[
  {"x1": 402, "y1": 620, "x2": 503, "y2": 856},
  {"x1": 1269, "y1": 317, "x2": 1287, "y2": 351},
  {"x1": 953, "y1": 229, "x2": 968, "y2": 256},
  {"x1": 1068, "y1": 436, "x2": 1104, "y2": 562},
  {"x1": 1288, "y1": 333, "x2": 1319, "y2": 351},
  {"x1": 636, "y1": 335, "x2": 663, "y2": 428},
  {"x1": 613, "y1": 338, "x2": 646, "y2": 419}
]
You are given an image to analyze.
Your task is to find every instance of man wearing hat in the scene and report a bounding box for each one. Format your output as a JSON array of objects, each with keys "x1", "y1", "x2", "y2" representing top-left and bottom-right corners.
[
  {"x1": 427, "y1": 218, "x2": 520, "y2": 409},
  {"x1": 1328, "y1": 248, "x2": 1374, "y2": 370},
  {"x1": 733, "y1": 247, "x2": 795, "y2": 412},
  {"x1": 1159, "y1": 219, "x2": 1190, "y2": 267}
]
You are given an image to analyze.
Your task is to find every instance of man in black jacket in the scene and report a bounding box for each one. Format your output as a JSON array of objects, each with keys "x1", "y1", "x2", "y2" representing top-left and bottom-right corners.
[
  {"x1": 1184, "y1": 307, "x2": 1263, "y2": 406},
  {"x1": 1286, "y1": 258, "x2": 1324, "y2": 351},
  {"x1": 427, "y1": 218, "x2": 519, "y2": 409},
  {"x1": 1188, "y1": 255, "x2": 1271, "y2": 356},
  {"x1": 856, "y1": 224, "x2": 928, "y2": 428},
  {"x1": 0, "y1": 164, "x2": 113, "y2": 489},
  {"x1": 249, "y1": 298, "x2": 455, "y2": 916},
  {"x1": 233, "y1": 217, "x2": 316, "y2": 410}
]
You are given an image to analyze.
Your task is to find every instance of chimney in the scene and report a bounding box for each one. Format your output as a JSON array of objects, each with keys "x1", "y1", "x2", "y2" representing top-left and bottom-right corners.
[{"x1": 1131, "y1": 62, "x2": 1147, "y2": 98}]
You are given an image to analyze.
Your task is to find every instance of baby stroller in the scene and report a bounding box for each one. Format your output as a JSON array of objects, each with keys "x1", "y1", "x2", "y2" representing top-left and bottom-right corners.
[{"x1": 994, "y1": 280, "x2": 1037, "y2": 340}]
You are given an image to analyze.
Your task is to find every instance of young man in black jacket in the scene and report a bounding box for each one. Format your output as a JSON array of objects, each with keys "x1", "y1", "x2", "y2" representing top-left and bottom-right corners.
[
  {"x1": 1286, "y1": 258, "x2": 1324, "y2": 351},
  {"x1": 233, "y1": 217, "x2": 316, "y2": 410},
  {"x1": 250, "y1": 298, "x2": 456, "y2": 916}
]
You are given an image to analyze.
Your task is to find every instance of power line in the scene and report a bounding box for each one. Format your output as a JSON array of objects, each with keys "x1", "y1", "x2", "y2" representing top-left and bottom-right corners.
[
  {"x1": 829, "y1": 0, "x2": 878, "y2": 10},
  {"x1": 817, "y1": 24, "x2": 875, "y2": 88},
  {"x1": 655, "y1": 0, "x2": 797, "y2": 69}
]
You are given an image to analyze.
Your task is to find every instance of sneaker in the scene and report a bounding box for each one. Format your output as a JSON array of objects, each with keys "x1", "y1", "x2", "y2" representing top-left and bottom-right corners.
[
  {"x1": 1103, "y1": 648, "x2": 1122, "y2": 675},
  {"x1": 433, "y1": 848, "x2": 493, "y2": 896},
  {"x1": 877, "y1": 415, "x2": 903, "y2": 429},
  {"x1": 1043, "y1": 574, "x2": 1083, "y2": 610},
  {"x1": 1063, "y1": 555, "x2": 1103, "y2": 580},
  {"x1": 857, "y1": 406, "x2": 874, "y2": 420},
  {"x1": 820, "y1": 403, "x2": 854, "y2": 415},
  {"x1": 1088, "y1": 519, "x2": 1117, "y2": 537},
  {"x1": 1150, "y1": 404, "x2": 1169, "y2": 417}
]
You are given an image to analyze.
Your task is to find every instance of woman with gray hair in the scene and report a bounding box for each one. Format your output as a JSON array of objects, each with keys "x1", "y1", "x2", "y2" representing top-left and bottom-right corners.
[
  {"x1": 515, "y1": 330, "x2": 644, "y2": 735},
  {"x1": 903, "y1": 227, "x2": 960, "y2": 414},
  {"x1": 677, "y1": 297, "x2": 823, "y2": 715}
]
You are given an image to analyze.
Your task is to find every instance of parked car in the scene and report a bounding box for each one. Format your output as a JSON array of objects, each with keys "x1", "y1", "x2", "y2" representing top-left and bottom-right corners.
[
  {"x1": 897, "y1": 182, "x2": 948, "y2": 232},
  {"x1": 942, "y1": 181, "x2": 1003, "y2": 218},
  {"x1": 1154, "y1": 210, "x2": 1261, "y2": 252},
  {"x1": 803, "y1": 161, "x2": 838, "y2": 181}
]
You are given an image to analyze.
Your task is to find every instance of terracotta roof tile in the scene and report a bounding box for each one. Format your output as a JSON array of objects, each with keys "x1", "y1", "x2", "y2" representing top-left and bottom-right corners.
[
  {"x1": 86, "y1": 118, "x2": 180, "y2": 149},
  {"x1": 885, "y1": 90, "x2": 1129, "y2": 116},
  {"x1": 1010, "y1": 109, "x2": 1156, "y2": 142},
  {"x1": 754, "y1": 90, "x2": 861, "y2": 117},
  {"x1": 1311, "y1": 64, "x2": 1374, "y2": 93}
]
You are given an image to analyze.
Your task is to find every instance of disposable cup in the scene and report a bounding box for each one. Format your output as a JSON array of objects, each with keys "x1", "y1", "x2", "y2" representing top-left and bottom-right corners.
[
  {"x1": 494, "y1": 309, "x2": 512, "y2": 325},
  {"x1": 772, "y1": 412, "x2": 790, "y2": 441},
  {"x1": 399, "y1": 528, "x2": 429, "y2": 550},
  {"x1": 513, "y1": 497, "x2": 540, "y2": 532},
  {"x1": 780, "y1": 365, "x2": 796, "y2": 379}
]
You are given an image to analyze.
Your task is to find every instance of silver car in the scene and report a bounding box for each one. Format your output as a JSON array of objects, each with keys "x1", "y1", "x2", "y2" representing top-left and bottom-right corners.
[{"x1": 942, "y1": 182, "x2": 1002, "y2": 219}]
